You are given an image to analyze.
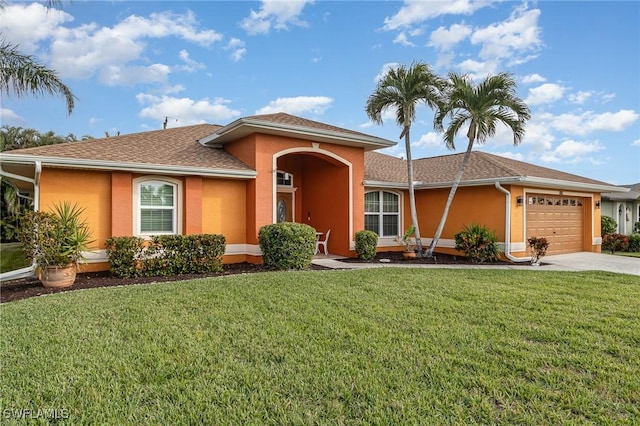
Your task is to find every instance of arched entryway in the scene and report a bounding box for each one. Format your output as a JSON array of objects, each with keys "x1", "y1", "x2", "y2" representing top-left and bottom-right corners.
[{"x1": 273, "y1": 147, "x2": 353, "y2": 256}]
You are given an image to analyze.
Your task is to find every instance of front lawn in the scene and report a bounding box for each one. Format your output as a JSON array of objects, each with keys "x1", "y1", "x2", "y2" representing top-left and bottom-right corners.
[
  {"x1": 1, "y1": 269, "x2": 639, "y2": 424},
  {"x1": 0, "y1": 243, "x2": 30, "y2": 273}
]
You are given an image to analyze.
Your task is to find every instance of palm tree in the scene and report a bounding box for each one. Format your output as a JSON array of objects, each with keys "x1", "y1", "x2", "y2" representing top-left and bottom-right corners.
[
  {"x1": 0, "y1": 41, "x2": 75, "y2": 115},
  {"x1": 0, "y1": 1, "x2": 75, "y2": 114},
  {"x1": 426, "y1": 72, "x2": 531, "y2": 256},
  {"x1": 365, "y1": 62, "x2": 442, "y2": 254}
]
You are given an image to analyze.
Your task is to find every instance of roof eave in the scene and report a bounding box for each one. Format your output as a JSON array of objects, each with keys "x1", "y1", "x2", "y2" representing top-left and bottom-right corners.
[
  {"x1": 0, "y1": 154, "x2": 257, "y2": 179},
  {"x1": 414, "y1": 176, "x2": 624, "y2": 192},
  {"x1": 200, "y1": 118, "x2": 396, "y2": 151}
]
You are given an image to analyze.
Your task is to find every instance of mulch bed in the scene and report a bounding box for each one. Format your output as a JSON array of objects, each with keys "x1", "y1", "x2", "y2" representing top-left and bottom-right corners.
[{"x1": 0, "y1": 252, "x2": 528, "y2": 304}]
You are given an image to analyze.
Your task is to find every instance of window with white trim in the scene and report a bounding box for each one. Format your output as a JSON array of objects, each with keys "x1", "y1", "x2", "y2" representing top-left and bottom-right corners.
[
  {"x1": 364, "y1": 190, "x2": 400, "y2": 237},
  {"x1": 133, "y1": 178, "x2": 181, "y2": 236}
]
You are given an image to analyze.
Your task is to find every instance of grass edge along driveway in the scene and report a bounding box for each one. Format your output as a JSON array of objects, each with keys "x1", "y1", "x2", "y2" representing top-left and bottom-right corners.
[{"x1": 1, "y1": 268, "x2": 639, "y2": 425}]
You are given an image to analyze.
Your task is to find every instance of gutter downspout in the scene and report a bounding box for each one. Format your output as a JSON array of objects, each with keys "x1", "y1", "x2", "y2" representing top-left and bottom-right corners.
[
  {"x1": 0, "y1": 161, "x2": 42, "y2": 282},
  {"x1": 495, "y1": 181, "x2": 531, "y2": 263}
]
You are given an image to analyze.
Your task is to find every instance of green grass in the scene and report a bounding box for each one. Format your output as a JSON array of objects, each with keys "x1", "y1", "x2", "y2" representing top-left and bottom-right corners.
[
  {"x1": 1, "y1": 269, "x2": 639, "y2": 425},
  {"x1": 614, "y1": 251, "x2": 640, "y2": 258},
  {"x1": 0, "y1": 243, "x2": 30, "y2": 273}
]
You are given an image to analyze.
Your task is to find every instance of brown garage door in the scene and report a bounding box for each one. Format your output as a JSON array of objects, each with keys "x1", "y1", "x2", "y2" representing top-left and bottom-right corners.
[{"x1": 526, "y1": 194, "x2": 584, "y2": 254}]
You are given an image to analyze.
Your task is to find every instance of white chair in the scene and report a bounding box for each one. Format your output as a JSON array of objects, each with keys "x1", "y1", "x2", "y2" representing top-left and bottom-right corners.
[{"x1": 315, "y1": 229, "x2": 331, "y2": 255}]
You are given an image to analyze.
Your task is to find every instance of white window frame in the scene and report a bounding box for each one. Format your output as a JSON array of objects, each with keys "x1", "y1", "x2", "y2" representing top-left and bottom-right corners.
[
  {"x1": 364, "y1": 190, "x2": 401, "y2": 238},
  {"x1": 133, "y1": 176, "x2": 182, "y2": 237}
]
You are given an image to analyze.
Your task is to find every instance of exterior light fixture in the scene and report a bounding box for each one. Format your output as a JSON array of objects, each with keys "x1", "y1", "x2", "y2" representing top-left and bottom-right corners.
[
  {"x1": 517, "y1": 196, "x2": 523, "y2": 207},
  {"x1": 595, "y1": 200, "x2": 601, "y2": 209}
]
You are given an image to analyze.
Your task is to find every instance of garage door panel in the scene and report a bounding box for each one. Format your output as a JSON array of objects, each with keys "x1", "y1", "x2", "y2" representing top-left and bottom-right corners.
[{"x1": 526, "y1": 194, "x2": 584, "y2": 255}]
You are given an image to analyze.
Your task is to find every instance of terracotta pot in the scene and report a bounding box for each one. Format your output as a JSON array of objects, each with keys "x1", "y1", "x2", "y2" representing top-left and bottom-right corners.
[
  {"x1": 402, "y1": 250, "x2": 417, "y2": 260},
  {"x1": 40, "y1": 265, "x2": 77, "y2": 288}
]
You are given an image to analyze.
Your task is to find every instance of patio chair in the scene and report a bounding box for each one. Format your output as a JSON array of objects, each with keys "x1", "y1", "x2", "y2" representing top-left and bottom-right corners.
[{"x1": 315, "y1": 229, "x2": 331, "y2": 255}]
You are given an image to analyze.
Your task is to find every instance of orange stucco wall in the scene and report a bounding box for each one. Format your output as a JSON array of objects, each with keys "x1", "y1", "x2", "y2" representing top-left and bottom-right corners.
[
  {"x1": 201, "y1": 178, "x2": 246, "y2": 243},
  {"x1": 225, "y1": 133, "x2": 365, "y2": 258},
  {"x1": 414, "y1": 185, "x2": 507, "y2": 250},
  {"x1": 39, "y1": 168, "x2": 112, "y2": 272}
]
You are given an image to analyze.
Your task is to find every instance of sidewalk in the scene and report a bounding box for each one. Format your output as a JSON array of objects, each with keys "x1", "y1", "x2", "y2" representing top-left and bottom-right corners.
[{"x1": 312, "y1": 252, "x2": 640, "y2": 276}]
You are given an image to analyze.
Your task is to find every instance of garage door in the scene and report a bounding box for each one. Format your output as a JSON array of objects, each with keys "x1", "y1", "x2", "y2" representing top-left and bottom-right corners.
[{"x1": 526, "y1": 194, "x2": 584, "y2": 254}]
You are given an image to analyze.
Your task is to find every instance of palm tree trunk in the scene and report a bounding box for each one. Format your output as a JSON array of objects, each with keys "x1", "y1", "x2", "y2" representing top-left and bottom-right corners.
[
  {"x1": 426, "y1": 124, "x2": 476, "y2": 256},
  {"x1": 404, "y1": 129, "x2": 423, "y2": 253}
]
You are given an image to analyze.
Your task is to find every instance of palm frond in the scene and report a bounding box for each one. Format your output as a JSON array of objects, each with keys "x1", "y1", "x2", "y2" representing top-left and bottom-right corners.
[{"x1": 0, "y1": 40, "x2": 75, "y2": 114}]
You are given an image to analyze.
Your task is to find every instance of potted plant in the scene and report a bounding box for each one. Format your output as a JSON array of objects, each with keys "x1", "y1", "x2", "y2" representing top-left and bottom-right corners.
[
  {"x1": 17, "y1": 201, "x2": 93, "y2": 288},
  {"x1": 527, "y1": 236, "x2": 549, "y2": 266},
  {"x1": 396, "y1": 225, "x2": 417, "y2": 259}
]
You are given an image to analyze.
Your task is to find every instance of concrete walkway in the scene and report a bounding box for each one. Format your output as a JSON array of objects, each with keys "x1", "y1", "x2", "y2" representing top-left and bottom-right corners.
[{"x1": 312, "y1": 252, "x2": 640, "y2": 276}]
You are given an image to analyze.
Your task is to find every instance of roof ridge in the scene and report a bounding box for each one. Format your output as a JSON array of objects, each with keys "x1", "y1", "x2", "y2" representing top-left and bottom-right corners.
[{"x1": 473, "y1": 151, "x2": 523, "y2": 176}]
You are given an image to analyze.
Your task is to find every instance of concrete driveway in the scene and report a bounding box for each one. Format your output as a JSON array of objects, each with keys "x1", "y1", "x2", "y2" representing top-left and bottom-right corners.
[
  {"x1": 541, "y1": 252, "x2": 639, "y2": 276},
  {"x1": 314, "y1": 252, "x2": 640, "y2": 276}
]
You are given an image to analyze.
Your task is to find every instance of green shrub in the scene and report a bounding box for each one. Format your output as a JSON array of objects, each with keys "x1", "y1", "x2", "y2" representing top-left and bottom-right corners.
[
  {"x1": 105, "y1": 236, "x2": 146, "y2": 278},
  {"x1": 601, "y1": 215, "x2": 617, "y2": 235},
  {"x1": 106, "y1": 234, "x2": 226, "y2": 278},
  {"x1": 627, "y1": 233, "x2": 640, "y2": 252},
  {"x1": 601, "y1": 233, "x2": 629, "y2": 254},
  {"x1": 258, "y1": 223, "x2": 315, "y2": 270},
  {"x1": 634, "y1": 222, "x2": 640, "y2": 234},
  {"x1": 355, "y1": 230, "x2": 378, "y2": 261},
  {"x1": 454, "y1": 223, "x2": 502, "y2": 263}
]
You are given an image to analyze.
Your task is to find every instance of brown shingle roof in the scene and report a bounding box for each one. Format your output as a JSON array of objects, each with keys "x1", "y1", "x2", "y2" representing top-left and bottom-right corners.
[
  {"x1": 244, "y1": 112, "x2": 382, "y2": 141},
  {"x1": 366, "y1": 150, "x2": 615, "y2": 188},
  {"x1": 2, "y1": 124, "x2": 253, "y2": 172}
]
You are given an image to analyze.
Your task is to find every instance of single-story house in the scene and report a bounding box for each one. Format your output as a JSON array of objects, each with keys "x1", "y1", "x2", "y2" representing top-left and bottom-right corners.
[
  {"x1": 0, "y1": 112, "x2": 625, "y2": 274},
  {"x1": 601, "y1": 184, "x2": 640, "y2": 234}
]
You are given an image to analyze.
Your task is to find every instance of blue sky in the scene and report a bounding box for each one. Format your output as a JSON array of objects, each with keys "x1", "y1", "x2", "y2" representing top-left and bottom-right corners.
[{"x1": 2, "y1": 1, "x2": 639, "y2": 185}]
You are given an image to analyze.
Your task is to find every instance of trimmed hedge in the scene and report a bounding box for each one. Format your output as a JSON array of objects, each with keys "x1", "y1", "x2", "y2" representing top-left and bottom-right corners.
[
  {"x1": 601, "y1": 233, "x2": 629, "y2": 254},
  {"x1": 258, "y1": 223, "x2": 315, "y2": 270},
  {"x1": 628, "y1": 233, "x2": 640, "y2": 253},
  {"x1": 105, "y1": 234, "x2": 226, "y2": 278},
  {"x1": 355, "y1": 230, "x2": 378, "y2": 261}
]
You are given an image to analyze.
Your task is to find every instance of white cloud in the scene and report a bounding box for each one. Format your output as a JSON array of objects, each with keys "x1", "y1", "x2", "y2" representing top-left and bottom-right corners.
[
  {"x1": 225, "y1": 38, "x2": 246, "y2": 62},
  {"x1": 0, "y1": 3, "x2": 72, "y2": 52},
  {"x1": 457, "y1": 58, "x2": 498, "y2": 80},
  {"x1": 470, "y1": 6, "x2": 542, "y2": 63},
  {"x1": 631, "y1": 139, "x2": 640, "y2": 146},
  {"x1": 0, "y1": 108, "x2": 24, "y2": 124},
  {"x1": 491, "y1": 151, "x2": 525, "y2": 161},
  {"x1": 255, "y1": 96, "x2": 333, "y2": 115},
  {"x1": 412, "y1": 132, "x2": 442, "y2": 148},
  {"x1": 540, "y1": 139, "x2": 604, "y2": 163},
  {"x1": 521, "y1": 74, "x2": 546, "y2": 84},
  {"x1": 240, "y1": 0, "x2": 314, "y2": 35},
  {"x1": 4, "y1": 5, "x2": 223, "y2": 87},
  {"x1": 393, "y1": 32, "x2": 416, "y2": 47},
  {"x1": 136, "y1": 93, "x2": 242, "y2": 126},
  {"x1": 567, "y1": 91, "x2": 592, "y2": 105},
  {"x1": 525, "y1": 83, "x2": 566, "y2": 105},
  {"x1": 383, "y1": 0, "x2": 492, "y2": 30},
  {"x1": 178, "y1": 50, "x2": 206, "y2": 73},
  {"x1": 99, "y1": 63, "x2": 171, "y2": 86},
  {"x1": 541, "y1": 110, "x2": 639, "y2": 135},
  {"x1": 428, "y1": 23, "x2": 472, "y2": 50}
]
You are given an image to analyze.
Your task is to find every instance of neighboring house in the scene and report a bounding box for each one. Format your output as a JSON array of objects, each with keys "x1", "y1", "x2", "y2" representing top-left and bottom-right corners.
[
  {"x1": 601, "y1": 184, "x2": 640, "y2": 234},
  {"x1": 0, "y1": 113, "x2": 626, "y2": 275}
]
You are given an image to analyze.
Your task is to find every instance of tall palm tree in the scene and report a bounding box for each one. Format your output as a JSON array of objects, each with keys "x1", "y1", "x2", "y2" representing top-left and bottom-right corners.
[
  {"x1": 0, "y1": 1, "x2": 75, "y2": 114},
  {"x1": 365, "y1": 62, "x2": 442, "y2": 254},
  {"x1": 426, "y1": 72, "x2": 531, "y2": 256}
]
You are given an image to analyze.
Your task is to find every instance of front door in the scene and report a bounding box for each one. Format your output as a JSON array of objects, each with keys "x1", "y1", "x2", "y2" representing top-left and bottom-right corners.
[{"x1": 277, "y1": 192, "x2": 293, "y2": 223}]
